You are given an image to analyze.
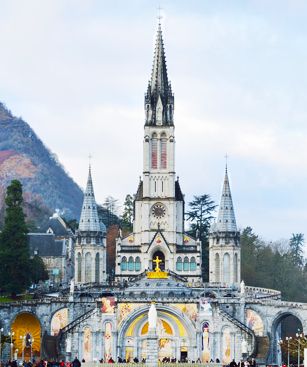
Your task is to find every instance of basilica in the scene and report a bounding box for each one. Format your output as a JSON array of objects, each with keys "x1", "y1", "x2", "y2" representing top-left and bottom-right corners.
[{"x1": 1, "y1": 23, "x2": 307, "y2": 366}]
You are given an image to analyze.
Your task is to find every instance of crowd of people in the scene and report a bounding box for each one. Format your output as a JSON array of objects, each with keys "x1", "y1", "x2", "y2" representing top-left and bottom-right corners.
[{"x1": 1, "y1": 357, "x2": 258, "y2": 366}]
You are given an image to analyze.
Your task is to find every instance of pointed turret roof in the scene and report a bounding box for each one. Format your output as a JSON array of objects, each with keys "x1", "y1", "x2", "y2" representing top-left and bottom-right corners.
[
  {"x1": 150, "y1": 23, "x2": 169, "y2": 96},
  {"x1": 215, "y1": 168, "x2": 237, "y2": 232},
  {"x1": 145, "y1": 22, "x2": 174, "y2": 126},
  {"x1": 79, "y1": 166, "x2": 103, "y2": 232}
]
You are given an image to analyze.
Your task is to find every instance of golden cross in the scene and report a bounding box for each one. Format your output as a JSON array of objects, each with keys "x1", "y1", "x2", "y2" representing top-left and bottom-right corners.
[{"x1": 153, "y1": 256, "x2": 162, "y2": 271}]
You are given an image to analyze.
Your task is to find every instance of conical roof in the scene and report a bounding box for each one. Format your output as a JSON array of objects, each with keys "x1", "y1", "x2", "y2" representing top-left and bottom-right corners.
[
  {"x1": 150, "y1": 23, "x2": 169, "y2": 96},
  {"x1": 215, "y1": 168, "x2": 237, "y2": 232},
  {"x1": 145, "y1": 22, "x2": 174, "y2": 126},
  {"x1": 79, "y1": 166, "x2": 102, "y2": 232}
]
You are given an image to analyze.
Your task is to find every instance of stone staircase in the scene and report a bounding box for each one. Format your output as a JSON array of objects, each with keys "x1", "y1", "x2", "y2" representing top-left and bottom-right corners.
[
  {"x1": 218, "y1": 307, "x2": 257, "y2": 357},
  {"x1": 60, "y1": 307, "x2": 97, "y2": 335}
]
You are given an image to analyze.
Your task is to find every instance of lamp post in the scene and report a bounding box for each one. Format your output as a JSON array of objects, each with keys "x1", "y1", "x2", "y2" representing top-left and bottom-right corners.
[
  {"x1": 0, "y1": 327, "x2": 3, "y2": 365},
  {"x1": 8, "y1": 331, "x2": 14, "y2": 360},
  {"x1": 286, "y1": 336, "x2": 292, "y2": 367},
  {"x1": 296, "y1": 330, "x2": 304, "y2": 367},
  {"x1": 278, "y1": 339, "x2": 283, "y2": 365}
]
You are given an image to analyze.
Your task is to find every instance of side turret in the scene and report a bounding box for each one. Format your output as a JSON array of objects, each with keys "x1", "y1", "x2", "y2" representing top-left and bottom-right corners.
[
  {"x1": 209, "y1": 168, "x2": 240, "y2": 287},
  {"x1": 74, "y1": 166, "x2": 107, "y2": 284}
]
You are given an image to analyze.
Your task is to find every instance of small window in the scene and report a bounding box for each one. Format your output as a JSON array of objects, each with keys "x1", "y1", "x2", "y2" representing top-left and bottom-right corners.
[
  {"x1": 176, "y1": 257, "x2": 183, "y2": 271},
  {"x1": 128, "y1": 256, "x2": 134, "y2": 271},
  {"x1": 121, "y1": 257, "x2": 127, "y2": 271},
  {"x1": 183, "y1": 257, "x2": 189, "y2": 271}
]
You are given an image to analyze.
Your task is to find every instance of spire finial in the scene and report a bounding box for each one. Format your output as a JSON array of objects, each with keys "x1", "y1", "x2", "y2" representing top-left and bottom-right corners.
[
  {"x1": 88, "y1": 153, "x2": 92, "y2": 169},
  {"x1": 157, "y1": 5, "x2": 163, "y2": 24},
  {"x1": 224, "y1": 153, "x2": 229, "y2": 173}
]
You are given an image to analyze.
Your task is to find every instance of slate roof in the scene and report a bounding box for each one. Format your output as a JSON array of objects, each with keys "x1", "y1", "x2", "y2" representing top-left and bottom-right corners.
[
  {"x1": 211, "y1": 168, "x2": 237, "y2": 233},
  {"x1": 28, "y1": 233, "x2": 65, "y2": 257},
  {"x1": 79, "y1": 166, "x2": 104, "y2": 232},
  {"x1": 42, "y1": 216, "x2": 69, "y2": 237}
]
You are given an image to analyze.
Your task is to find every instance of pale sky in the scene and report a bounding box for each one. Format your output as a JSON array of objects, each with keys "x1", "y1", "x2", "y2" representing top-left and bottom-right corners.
[{"x1": 1, "y1": 0, "x2": 307, "y2": 243}]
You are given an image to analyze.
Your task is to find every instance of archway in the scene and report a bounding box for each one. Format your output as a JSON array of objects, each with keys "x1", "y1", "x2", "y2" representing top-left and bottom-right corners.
[
  {"x1": 152, "y1": 251, "x2": 165, "y2": 270},
  {"x1": 11, "y1": 312, "x2": 41, "y2": 361},
  {"x1": 271, "y1": 312, "x2": 303, "y2": 365},
  {"x1": 118, "y1": 305, "x2": 195, "y2": 362}
]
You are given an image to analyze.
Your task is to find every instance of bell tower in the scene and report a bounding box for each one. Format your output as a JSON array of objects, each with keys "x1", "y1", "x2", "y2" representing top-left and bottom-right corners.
[{"x1": 115, "y1": 22, "x2": 201, "y2": 282}]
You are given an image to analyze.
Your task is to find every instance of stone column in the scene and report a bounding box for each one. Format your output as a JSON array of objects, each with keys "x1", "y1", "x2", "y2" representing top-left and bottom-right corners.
[{"x1": 146, "y1": 328, "x2": 158, "y2": 367}]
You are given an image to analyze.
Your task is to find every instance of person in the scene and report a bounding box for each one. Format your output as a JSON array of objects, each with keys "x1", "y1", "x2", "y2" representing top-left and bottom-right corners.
[
  {"x1": 238, "y1": 360, "x2": 244, "y2": 367},
  {"x1": 216, "y1": 358, "x2": 220, "y2": 363},
  {"x1": 230, "y1": 359, "x2": 237, "y2": 367},
  {"x1": 250, "y1": 359, "x2": 256, "y2": 367},
  {"x1": 72, "y1": 357, "x2": 81, "y2": 367}
]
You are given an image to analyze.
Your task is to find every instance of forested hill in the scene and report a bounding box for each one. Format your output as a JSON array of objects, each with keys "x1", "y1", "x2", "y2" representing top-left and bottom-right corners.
[{"x1": 0, "y1": 102, "x2": 83, "y2": 227}]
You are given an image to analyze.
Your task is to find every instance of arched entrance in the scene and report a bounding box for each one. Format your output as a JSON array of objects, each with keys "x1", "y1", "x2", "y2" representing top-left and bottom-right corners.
[
  {"x1": 11, "y1": 312, "x2": 41, "y2": 361},
  {"x1": 152, "y1": 251, "x2": 165, "y2": 270},
  {"x1": 118, "y1": 305, "x2": 195, "y2": 362},
  {"x1": 270, "y1": 312, "x2": 303, "y2": 365}
]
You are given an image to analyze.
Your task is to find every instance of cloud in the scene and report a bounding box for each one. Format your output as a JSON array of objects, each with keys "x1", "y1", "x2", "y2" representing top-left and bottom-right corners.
[{"x1": 0, "y1": 1, "x2": 307, "y2": 241}]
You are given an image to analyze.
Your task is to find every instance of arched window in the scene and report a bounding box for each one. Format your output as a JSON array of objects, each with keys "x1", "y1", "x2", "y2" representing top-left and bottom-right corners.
[
  {"x1": 85, "y1": 252, "x2": 92, "y2": 283},
  {"x1": 190, "y1": 257, "x2": 196, "y2": 271},
  {"x1": 215, "y1": 253, "x2": 220, "y2": 282},
  {"x1": 151, "y1": 134, "x2": 158, "y2": 169},
  {"x1": 234, "y1": 253, "x2": 238, "y2": 283},
  {"x1": 77, "y1": 253, "x2": 82, "y2": 282},
  {"x1": 223, "y1": 253, "x2": 230, "y2": 284},
  {"x1": 121, "y1": 256, "x2": 127, "y2": 271},
  {"x1": 176, "y1": 257, "x2": 183, "y2": 271},
  {"x1": 135, "y1": 256, "x2": 141, "y2": 271},
  {"x1": 183, "y1": 256, "x2": 189, "y2": 271},
  {"x1": 160, "y1": 136, "x2": 167, "y2": 169},
  {"x1": 95, "y1": 253, "x2": 100, "y2": 283},
  {"x1": 128, "y1": 256, "x2": 134, "y2": 271}
]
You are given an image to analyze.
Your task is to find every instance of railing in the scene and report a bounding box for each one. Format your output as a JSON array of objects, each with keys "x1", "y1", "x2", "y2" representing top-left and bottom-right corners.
[
  {"x1": 218, "y1": 308, "x2": 256, "y2": 357},
  {"x1": 60, "y1": 307, "x2": 96, "y2": 334}
]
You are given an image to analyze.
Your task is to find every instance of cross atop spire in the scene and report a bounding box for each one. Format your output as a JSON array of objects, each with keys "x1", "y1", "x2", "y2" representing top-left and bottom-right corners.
[
  {"x1": 144, "y1": 22, "x2": 174, "y2": 126},
  {"x1": 215, "y1": 169, "x2": 237, "y2": 232}
]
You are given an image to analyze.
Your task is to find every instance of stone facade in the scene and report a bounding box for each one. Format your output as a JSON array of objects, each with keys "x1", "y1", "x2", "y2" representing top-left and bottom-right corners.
[{"x1": 0, "y1": 22, "x2": 305, "y2": 367}]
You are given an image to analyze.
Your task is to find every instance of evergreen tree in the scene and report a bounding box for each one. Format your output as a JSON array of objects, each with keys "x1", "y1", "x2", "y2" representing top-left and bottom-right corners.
[
  {"x1": 288, "y1": 233, "x2": 304, "y2": 268},
  {"x1": 186, "y1": 194, "x2": 216, "y2": 281},
  {"x1": 30, "y1": 255, "x2": 49, "y2": 284},
  {"x1": 0, "y1": 180, "x2": 32, "y2": 295},
  {"x1": 121, "y1": 194, "x2": 134, "y2": 232}
]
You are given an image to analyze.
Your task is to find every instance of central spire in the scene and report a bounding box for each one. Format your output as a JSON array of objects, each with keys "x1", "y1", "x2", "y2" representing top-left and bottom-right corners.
[{"x1": 145, "y1": 22, "x2": 174, "y2": 126}]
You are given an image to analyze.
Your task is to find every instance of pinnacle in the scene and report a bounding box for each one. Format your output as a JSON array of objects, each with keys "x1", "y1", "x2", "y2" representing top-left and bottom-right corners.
[{"x1": 215, "y1": 169, "x2": 237, "y2": 233}]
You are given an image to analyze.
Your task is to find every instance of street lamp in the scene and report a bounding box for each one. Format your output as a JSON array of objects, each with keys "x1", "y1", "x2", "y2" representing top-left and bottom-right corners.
[
  {"x1": 278, "y1": 339, "x2": 283, "y2": 365},
  {"x1": 8, "y1": 331, "x2": 15, "y2": 360},
  {"x1": 286, "y1": 336, "x2": 292, "y2": 367},
  {"x1": 296, "y1": 330, "x2": 304, "y2": 367},
  {"x1": 0, "y1": 327, "x2": 4, "y2": 365}
]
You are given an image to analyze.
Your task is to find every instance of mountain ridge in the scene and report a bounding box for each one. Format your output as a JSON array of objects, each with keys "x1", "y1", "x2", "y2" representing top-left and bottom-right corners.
[{"x1": 0, "y1": 101, "x2": 83, "y2": 227}]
